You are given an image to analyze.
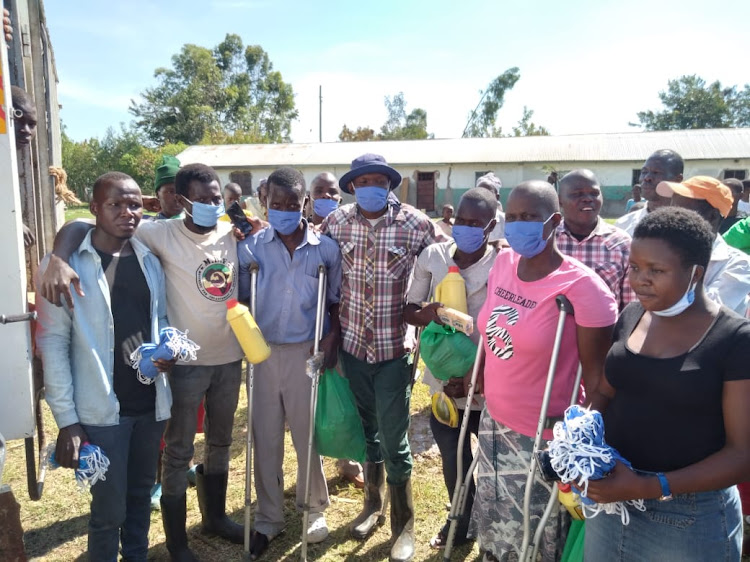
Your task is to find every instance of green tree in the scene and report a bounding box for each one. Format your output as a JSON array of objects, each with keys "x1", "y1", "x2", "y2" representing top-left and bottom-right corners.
[
  {"x1": 339, "y1": 124, "x2": 376, "y2": 142},
  {"x1": 379, "y1": 93, "x2": 431, "y2": 140},
  {"x1": 130, "y1": 34, "x2": 297, "y2": 145},
  {"x1": 510, "y1": 106, "x2": 550, "y2": 137},
  {"x1": 634, "y1": 75, "x2": 750, "y2": 130},
  {"x1": 62, "y1": 125, "x2": 188, "y2": 199},
  {"x1": 338, "y1": 93, "x2": 431, "y2": 141},
  {"x1": 61, "y1": 129, "x2": 102, "y2": 200},
  {"x1": 464, "y1": 68, "x2": 521, "y2": 137}
]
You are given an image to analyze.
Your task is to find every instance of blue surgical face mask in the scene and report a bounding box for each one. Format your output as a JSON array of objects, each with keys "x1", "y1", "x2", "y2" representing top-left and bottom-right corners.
[
  {"x1": 185, "y1": 200, "x2": 224, "y2": 228},
  {"x1": 355, "y1": 186, "x2": 389, "y2": 213},
  {"x1": 452, "y1": 224, "x2": 488, "y2": 254},
  {"x1": 313, "y1": 198, "x2": 339, "y2": 218},
  {"x1": 268, "y1": 209, "x2": 302, "y2": 235},
  {"x1": 652, "y1": 265, "x2": 698, "y2": 317},
  {"x1": 504, "y1": 215, "x2": 554, "y2": 258}
]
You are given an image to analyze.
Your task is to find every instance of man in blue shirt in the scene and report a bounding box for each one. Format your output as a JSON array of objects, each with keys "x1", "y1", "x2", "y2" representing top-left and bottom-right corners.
[
  {"x1": 36, "y1": 172, "x2": 173, "y2": 561},
  {"x1": 238, "y1": 167, "x2": 342, "y2": 559}
]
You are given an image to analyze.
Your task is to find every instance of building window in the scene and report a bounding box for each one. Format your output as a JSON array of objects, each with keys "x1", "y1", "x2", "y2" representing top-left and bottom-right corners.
[
  {"x1": 723, "y1": 170, "x2": 747, "y2": 180},
  {"x1": 229, "y1": 171, "x2": 253, "y2": 195},
  {"x1": 632, "y1": 169, "x2": 641, "y2": 185},
  {"x1": 475, "y1": 171, "x2": 492, "y2": 183}
]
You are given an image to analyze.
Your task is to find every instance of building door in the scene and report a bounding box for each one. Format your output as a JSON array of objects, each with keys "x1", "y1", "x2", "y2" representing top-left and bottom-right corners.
[
  {"x1": 230, "y1": 171, "x2": 253, "y2": 195},
  {"x1": 416, "y1": 172, "x2": 435, "y2": 212}
]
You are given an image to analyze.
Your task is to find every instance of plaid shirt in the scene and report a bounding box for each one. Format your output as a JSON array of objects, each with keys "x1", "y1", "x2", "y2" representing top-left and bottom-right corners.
[
  {"x1": 322, "y1": 202, "x2": 446, "y2": 363},
  {"x1": 556, "y1": 218, "x2": 636, "y2": 310}
]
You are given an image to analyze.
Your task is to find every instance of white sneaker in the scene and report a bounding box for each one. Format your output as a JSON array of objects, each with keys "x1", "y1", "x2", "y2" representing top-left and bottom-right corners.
[{"x1": 306, "y1": 512, "x2": 329, "y2": 544}]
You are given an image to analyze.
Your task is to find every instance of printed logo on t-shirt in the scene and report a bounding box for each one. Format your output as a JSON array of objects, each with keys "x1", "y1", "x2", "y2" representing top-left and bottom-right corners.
[
  {"x1": 486, "y1": 305, "x2": 519, "y2": 360},
  {"x1": 195, "y1": 257, "x2": 235, "y2": 301}
]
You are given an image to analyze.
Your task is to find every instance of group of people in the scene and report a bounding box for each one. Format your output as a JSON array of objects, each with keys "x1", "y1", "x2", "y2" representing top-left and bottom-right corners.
[{"x1": 34, "y1": 147, "x2": 750, "y2": 562}]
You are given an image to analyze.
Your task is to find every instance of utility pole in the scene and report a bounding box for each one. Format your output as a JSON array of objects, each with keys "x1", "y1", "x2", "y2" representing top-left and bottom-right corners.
[{"x1": 318, "y1": 85, "x2": 322, "y2": 142}]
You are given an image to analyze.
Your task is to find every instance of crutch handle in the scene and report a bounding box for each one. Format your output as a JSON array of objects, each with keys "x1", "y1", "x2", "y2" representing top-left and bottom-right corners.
[
  {"x1": 249, "y1": 263, "x2": 259, "y2": 274},
  {"x1": 555, "y1": 295, "x2": 574, "y2": 315}
]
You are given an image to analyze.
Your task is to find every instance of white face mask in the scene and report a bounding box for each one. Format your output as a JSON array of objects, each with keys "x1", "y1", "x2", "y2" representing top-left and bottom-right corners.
[{"x1": 652, "y1": 265, "x2": 698, "y2": 317}]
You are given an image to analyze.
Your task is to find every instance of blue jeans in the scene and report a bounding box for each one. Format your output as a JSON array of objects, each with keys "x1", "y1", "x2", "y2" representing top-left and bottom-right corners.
[
  {"x1": 584, "y1": 486, "x2": 742, "y2": 561},
  {"x1": 340, "y1": 351, "x2": 413, "y2": 485},
  {"x1": 82, "y1": 413, "x2": 166, "y2": 562}
]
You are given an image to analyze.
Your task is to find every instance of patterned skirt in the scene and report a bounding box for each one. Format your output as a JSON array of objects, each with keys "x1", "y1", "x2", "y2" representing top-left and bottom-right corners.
[{"x1": 469, "y1": 407, "x2": 569, "y2": 561}]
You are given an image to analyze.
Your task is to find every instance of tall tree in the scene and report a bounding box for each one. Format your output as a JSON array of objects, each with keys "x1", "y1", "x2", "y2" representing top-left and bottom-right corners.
[
  {"x1": 62, "y1": 125, "x2": 187, "y2": 199},
  {"x1": 634, "y1": 75, "x2": 750, "y2": 130},
  {"x1": 463, "y1": 67, "x2": 521, "y2": 137},
  {"x1": 130, "y1": 34, "x2": 297, "y2": 145},
  {"x1": 338, "y1": 92, "x2": 431, "y2": 142},
  {"x1": 510, "y1": 106, "x2": 550, "y2": 137},
  {"x1": 339, "y1": 125, "x2": 376, "y2": 142}
]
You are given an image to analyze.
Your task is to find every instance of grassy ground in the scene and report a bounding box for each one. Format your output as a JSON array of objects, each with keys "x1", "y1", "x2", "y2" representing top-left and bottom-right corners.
[
  {"x1": 4, "y1": 367, "x2": 481, "y2": 561},
  {"x1": 63, "y1": 205, "x2": 94, "y2": 222}
]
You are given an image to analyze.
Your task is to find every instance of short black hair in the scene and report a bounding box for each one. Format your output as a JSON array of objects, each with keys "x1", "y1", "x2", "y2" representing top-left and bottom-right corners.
[
  {"x1": 10, "y1": 85, "x2": 33, "y2": 110},
  {"x1": 460, "y1": 187, "x2": 498, "y2": 222},
  {"x1": 511, "y1": 180, "x2": 560, "y2": 216},
  {"x1": 633, "y1": 207, "x2": 714, "y2": 268},
  {"x1": 267, "y1": 167, "x2": 306, "y2": 198},
  {"x1": 723, "y1": 178, "x2": 744, "y2": 197},
  {"x1": 649, "y1": 149, "x2": 684, "y2": 179},
  {"x1": 175, "y1": 163, "x2": 220, "y2": 197},
  {"x1": 92, "y1": 171, "x2": 134, "y2": 201}
]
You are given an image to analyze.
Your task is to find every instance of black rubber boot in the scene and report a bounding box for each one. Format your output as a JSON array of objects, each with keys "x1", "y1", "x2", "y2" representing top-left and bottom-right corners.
[
  {"x1": 389, "y1": 480, "x2": 415, "y2": 562},
  {"x1": 160, "y1": 494, "x2": 199, "y2": 562},
  {"x1": 194, "y1": 464, "x2": 244, "y2": 544},
  {"x1": 350, "y1": 461, "x2": 386, "y2": 539}
]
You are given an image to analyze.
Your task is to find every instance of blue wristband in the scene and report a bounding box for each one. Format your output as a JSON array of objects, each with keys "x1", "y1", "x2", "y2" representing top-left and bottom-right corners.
[{"x1": 656, "y1": 472, "x2": 672, "y2": 501}]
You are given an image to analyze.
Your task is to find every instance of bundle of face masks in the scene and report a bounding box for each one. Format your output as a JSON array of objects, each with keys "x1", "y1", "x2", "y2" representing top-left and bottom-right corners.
[
  {"x1": 47, "y1": 441, "x2": 111, "y2": 491},
  {"x1": 129, "y1": 327, "x2": 200, "y2": 385},
  {"x1": 546, "y1": 405, "x2": 646, "y2": 525}
]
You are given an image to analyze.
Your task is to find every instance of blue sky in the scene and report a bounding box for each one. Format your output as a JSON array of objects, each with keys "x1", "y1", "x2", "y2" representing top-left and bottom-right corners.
[{"x1": 45, "y1": 0, "x2": 750, "y2": 144}]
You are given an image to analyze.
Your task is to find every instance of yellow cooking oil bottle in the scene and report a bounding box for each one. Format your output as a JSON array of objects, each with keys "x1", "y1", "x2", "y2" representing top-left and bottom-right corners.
[
  {"x1": 226, "y1": 298, "x2": 271, "y2": 364},
  {"x1": 434, "y1": 266, "x2": 468, "y2": 313}
]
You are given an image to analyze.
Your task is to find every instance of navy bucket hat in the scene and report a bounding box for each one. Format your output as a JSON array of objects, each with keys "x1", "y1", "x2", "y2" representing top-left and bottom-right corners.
[{"x1": 339, "y1": 153, "x2": 402, "y2": 194}]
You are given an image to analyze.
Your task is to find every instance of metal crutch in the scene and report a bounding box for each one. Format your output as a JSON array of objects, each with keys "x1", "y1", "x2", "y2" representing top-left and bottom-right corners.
[
  {"x1": 526, "y1": 363, "x2": 583, "y2": 562},
  {"x1": 519, "y1": 295, "x2": 575, "y2": 562},
  {"x1": 443, "y1": 336, "x2": 484, "y2": 561},
  {"x1": 301, "y1": 265, "x2": 327, "y2": 561},
  {"x1": 243, "y1": 264, "x2": 259, "y2": 557}
]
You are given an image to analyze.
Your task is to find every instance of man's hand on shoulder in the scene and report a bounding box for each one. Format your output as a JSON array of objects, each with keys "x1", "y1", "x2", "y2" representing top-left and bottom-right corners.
[
  {"x1": 40, "y1": 254, "x2": 84, "y2": 308},
  {"x1": 55, "y1": 423, "x2": 88, "y2": 469},
  {"x1": 141, "y1": 195, "x2": 161, "y2": 213}
]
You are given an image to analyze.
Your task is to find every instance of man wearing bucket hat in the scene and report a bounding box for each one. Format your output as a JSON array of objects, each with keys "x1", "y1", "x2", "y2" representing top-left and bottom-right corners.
[
  {"x1": 657, "y1": 176, "x2": 750, "y2": 315},
  {"x1": 321, "y1": 153, "x2": 446, "y2": 562}
]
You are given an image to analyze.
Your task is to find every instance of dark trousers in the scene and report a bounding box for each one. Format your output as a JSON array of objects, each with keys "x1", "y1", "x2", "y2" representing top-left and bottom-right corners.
[
  {"x1": 162, "y1": 360, "x2": 242, "y2": 497},
  {"x1": 340, "y1": 351, "x2": 413, "y2": 485},
  {"x1": 430, "y1": 409, "x2": 481, "y2": 539},
  {"x1": 83, "y1": 413, "x2": 166, "y2": 562}
]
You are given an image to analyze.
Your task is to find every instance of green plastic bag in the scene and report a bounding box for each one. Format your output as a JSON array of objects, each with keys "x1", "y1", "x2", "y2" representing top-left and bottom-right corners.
[
  {"x1": 560, "y1": 519, "x2": 585, "y2": 562},
  {"x1": 314, "y1": 369, "x2": 366, "y2": 463},
  {"x1": 419, "y1": 321, "x2": 477, "y2": 381}
]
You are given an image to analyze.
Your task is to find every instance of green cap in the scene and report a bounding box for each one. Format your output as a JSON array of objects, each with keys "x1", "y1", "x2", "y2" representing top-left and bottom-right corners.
[{"x1": 154, "y1": 155, "x2": 180, "y2": 192}]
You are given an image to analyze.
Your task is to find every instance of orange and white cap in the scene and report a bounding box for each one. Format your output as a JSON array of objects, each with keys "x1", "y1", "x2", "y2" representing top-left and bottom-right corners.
[{"x1": 656, "y1": 176, "x2": 733, "y2": 218}]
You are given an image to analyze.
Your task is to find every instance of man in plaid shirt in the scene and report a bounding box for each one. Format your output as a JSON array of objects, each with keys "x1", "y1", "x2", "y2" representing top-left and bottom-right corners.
[
  {"x1": 555, "y1": 169, "x2": 636, "y2": 310},
  {"x1": 321, "y1": 153, "x2": 445, "y2": 562}
]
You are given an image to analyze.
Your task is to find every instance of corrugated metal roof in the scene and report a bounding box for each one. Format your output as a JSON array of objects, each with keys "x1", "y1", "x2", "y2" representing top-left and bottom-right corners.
[{"x1": 177, "y1": 128, "x2": 750, "y2": 168}]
